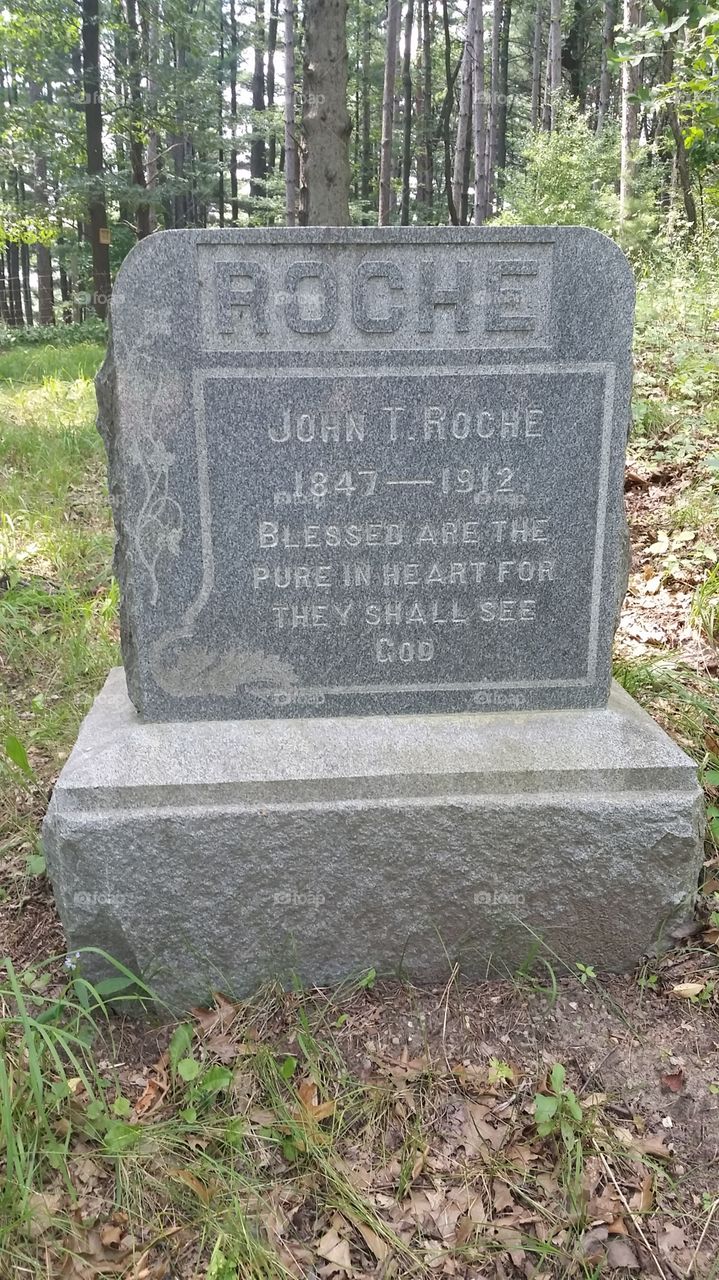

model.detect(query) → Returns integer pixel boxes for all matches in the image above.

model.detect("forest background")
[0,0,718,323]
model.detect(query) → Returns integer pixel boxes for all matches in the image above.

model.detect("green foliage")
[0,341,117,822]
[692,562,719,644]
[613,6,719,183]
[0,317,107,357]
[0,209,55,250]
[533,1064,584,1144]
[498,101,653,239]
[4,733,33,779]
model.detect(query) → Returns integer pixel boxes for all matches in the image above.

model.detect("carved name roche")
[98,227,635,721]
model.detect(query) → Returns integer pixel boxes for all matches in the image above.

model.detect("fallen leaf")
[27,1191,64,1239]
[625,464,650,490]
[641,1132,673,1158]
[462,1100,507,1153]
[298,1078,318,1109]
[133,1075,167,1117]
[670,982,704,999]
[353,1219,389,1263]
[588,1186,622,1224]
[658,1224,686,1255]
[191,1004,220,1034]
[204,1032,254,1062]
[167,1168,214,1204]
[649,531,670,554]
[614,1127,672,1160]
[606,1238,639,1268]
[629,1170,653,1214]
[492,1179,514,1214]
[607,1217,629,1236]
[316,1228,352,1271]
[295,1078,336,1123]
[98,1223,124,1248]
[192,991,240,1035]
[660,1069,685,1093]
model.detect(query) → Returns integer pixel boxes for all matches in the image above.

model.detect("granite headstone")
[98,227,634,720]
[43,227,704,1011]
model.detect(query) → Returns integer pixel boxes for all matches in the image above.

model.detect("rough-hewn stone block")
[43,669,703,1011]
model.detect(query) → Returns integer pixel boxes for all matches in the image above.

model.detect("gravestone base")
[43,667,704,1012]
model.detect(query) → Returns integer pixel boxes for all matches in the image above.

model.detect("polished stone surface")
[98,227,635,720]
[43,669,704,1011]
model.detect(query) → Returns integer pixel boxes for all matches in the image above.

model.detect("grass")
[1,256,719,1276]
[0,338,117,877]
[620,244,719,832]
[1,956,714,1279]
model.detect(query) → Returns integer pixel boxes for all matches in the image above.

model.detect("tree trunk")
[267,0,279,174]
[596,0,615,132]
[0,258,10,326]
[140,0,159,229]
[29,81,54,324]
[421,0,434,215]
[565,0,588,108]
[56,213,73,323]
[415,0,426,207]
[302,0,351,224]
[400,0,414,224]
[82,0,112,318]
[298,8,309,225]
[112,4,130,225]
[541,24,552,128]
[73,220,85,322]
[352,2,361,196]
[619,0,640,221]
[379,0,402,225]
[452,0,476,222]
[549,0,561,129]
[668,107,697,231]
[486,0,502,213]
[460,87,473,223]
[440,0,459,224]
[659,31,696,232]
[251,0,267,201]
[531,0,542,129]
[20,240,34,326]
[35,244,54,325]
[6,245,23,326]
[126,0,151,238]
[229,0,239,223]
[59,252,72,323]
[284,0,298,224]
[473,0,486,222]
[360,6,373,216]
[169,35,193,229]
[496,0,512,191]
[218,2,225,225]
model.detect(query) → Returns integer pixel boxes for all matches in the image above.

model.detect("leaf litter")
[10,974,719,1279]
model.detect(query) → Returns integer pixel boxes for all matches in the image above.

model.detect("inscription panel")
[103,227,635,720]
[166,365,611,713]
[197,240,554,352]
